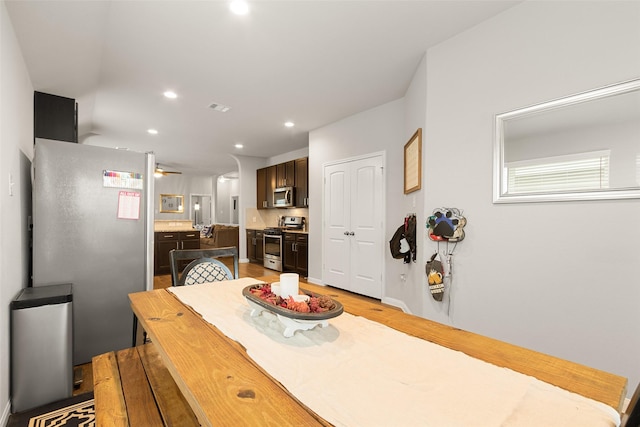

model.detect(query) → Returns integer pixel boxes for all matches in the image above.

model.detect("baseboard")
[306,276,323,286]
[1,399,10,427]
[239,258,250,263]
[382,297,411,314]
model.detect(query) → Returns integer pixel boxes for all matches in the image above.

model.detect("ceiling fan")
[154,164,182,177]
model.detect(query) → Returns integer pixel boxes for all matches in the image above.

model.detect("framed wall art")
[404,128,422,194]
[160,194,184,213]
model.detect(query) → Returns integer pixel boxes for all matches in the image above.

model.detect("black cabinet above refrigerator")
[34,91,77,143]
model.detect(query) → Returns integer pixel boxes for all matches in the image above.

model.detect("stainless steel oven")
[263,230,283,271]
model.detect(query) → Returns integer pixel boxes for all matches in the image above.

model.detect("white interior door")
[323,163,350,290]
[349,157,383,298]
[323,154,383,298]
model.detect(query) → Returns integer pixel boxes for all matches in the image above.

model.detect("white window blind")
[506,151,610,194]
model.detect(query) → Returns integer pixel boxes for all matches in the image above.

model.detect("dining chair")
[169,246,239,286]
[622,381,640,427]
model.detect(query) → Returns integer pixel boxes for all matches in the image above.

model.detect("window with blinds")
[505,151,610,195]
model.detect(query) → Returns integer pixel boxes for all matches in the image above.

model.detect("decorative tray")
[242,283,344,337]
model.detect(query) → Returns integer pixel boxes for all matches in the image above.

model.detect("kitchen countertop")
[247,227,307,234]
[155,220,198,233]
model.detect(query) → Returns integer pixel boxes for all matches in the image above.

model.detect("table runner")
[168,278,620,427]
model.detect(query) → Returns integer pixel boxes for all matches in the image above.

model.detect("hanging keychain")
[426,209,466,307]
[444,253,452,278]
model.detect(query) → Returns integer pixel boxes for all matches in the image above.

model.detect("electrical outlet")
[400,273,406,283]
[252,216,256,222]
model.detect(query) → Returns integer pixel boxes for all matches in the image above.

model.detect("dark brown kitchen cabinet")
[154,231,200,275]
[246,229,264,263]
[276,160,295,188]
[283,233,308,277]
[256,157,309,210]
[257,165,276,209]
[180,231,200,251]
[294,157,308,207]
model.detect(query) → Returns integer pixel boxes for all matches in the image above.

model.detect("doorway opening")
[190,194,212,227]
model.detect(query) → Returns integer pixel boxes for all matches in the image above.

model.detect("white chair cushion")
[185,262,230,285]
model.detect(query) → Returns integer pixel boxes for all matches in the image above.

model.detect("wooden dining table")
[129,276,627,427]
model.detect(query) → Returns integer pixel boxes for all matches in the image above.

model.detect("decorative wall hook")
[426,208,466,242]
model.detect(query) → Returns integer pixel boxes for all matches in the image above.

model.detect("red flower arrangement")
[249,283,336,313]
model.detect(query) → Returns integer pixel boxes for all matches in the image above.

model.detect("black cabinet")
[34,91,77,143]
[294,157,308,207]
[257,157,308,209]
[246,230,264,263]
[154,231,200,275]
[257,166,276,209]
[276,160,295,188]
[180,231,200,251]
[283,233,308,277]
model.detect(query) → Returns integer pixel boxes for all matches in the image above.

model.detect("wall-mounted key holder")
[427,208,466,242]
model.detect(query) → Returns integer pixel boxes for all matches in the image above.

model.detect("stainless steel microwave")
[273,187,295,207]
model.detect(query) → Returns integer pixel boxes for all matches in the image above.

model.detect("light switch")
[9,173,14,196]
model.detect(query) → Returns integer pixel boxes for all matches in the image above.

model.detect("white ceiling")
[6,0,519,176]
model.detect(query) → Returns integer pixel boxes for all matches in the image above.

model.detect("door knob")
[349,232,355,236]
[344,231,349,235]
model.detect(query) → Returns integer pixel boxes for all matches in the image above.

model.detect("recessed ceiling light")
[230,0,249,15]
[115,147,129,151]
[235,144,244,149]
[147,129,158,135]
[284,121,295,128]
[163,91,177,99]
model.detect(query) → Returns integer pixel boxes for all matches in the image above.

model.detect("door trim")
[322,150,386,169]
[321,151,386,298]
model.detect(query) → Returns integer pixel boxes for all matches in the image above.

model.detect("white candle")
[279,273,299,298]
[271,282,281,296]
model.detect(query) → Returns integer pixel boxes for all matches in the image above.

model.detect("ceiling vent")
[208,103,231,113]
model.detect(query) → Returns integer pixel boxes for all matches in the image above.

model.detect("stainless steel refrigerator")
[32,139,154,364]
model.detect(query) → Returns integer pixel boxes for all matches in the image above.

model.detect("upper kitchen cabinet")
[34,91,78,143]
[276,160,295,188]
[295,157,308,207]
[257,165,276,209]
[257,157,309,209]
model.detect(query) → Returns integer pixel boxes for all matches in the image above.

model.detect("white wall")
[153,173,213,221]
[309,0,640,399]
[422,0,639,395]
[396,54,427,313]
[216,177,239,224]
[0,1,35,421]
[308,99,405,286]
[232,155,265,261]
[268,147,309,166]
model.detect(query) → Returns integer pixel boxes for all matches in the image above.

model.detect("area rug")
[7,392,94,427]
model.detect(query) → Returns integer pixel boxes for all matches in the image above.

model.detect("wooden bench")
[92,344,199,426]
